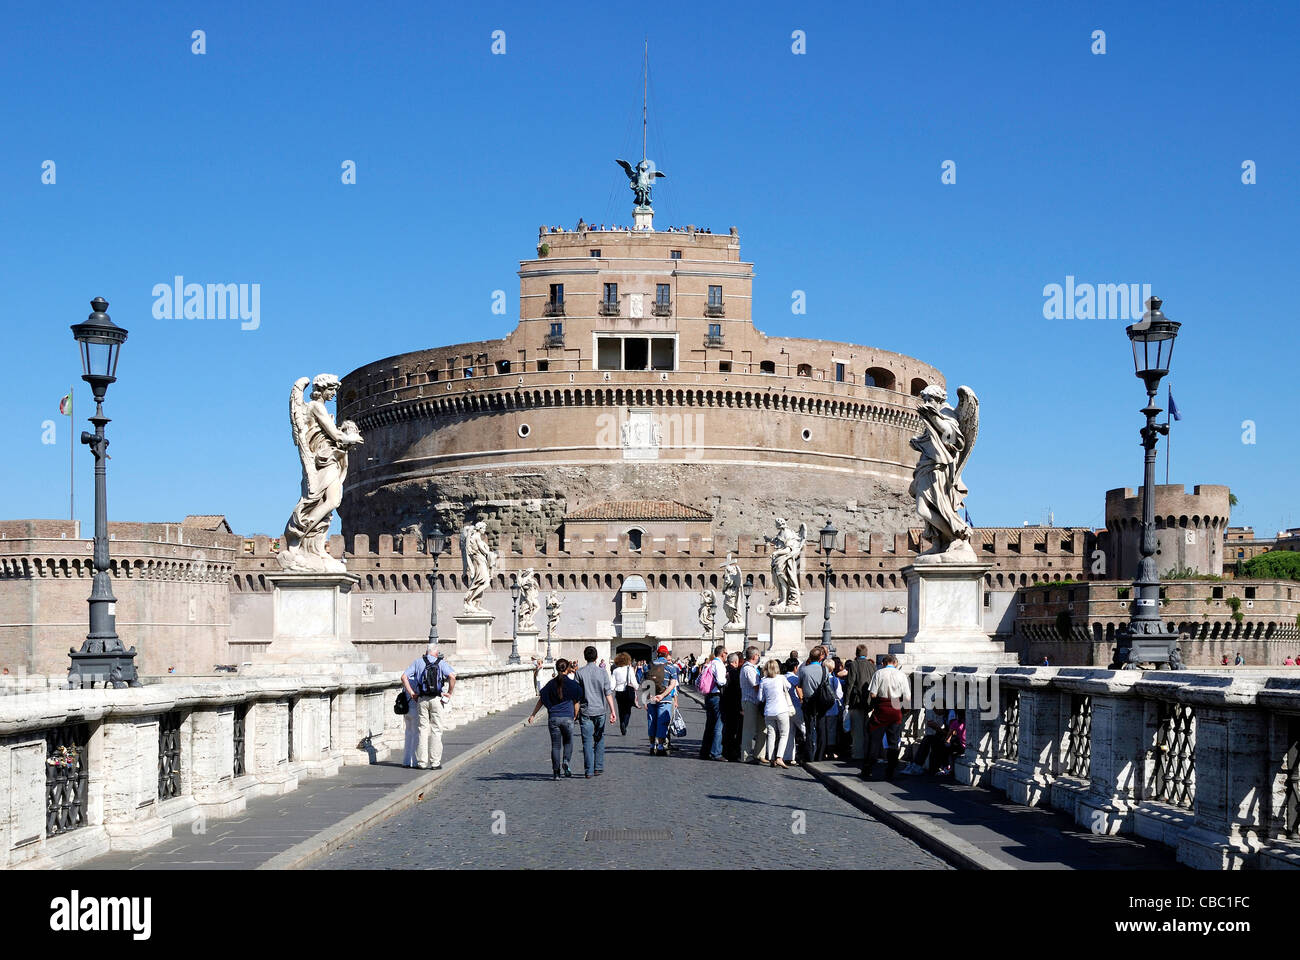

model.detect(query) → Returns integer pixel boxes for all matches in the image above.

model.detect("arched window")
[865,367,896,390]
[796,363,813,378]
[759,360,776,374]
[627,528,644,551]
[910,377,928,396]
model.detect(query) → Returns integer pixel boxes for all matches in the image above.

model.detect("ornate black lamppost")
[508,575,522,664]
[426,527,445,644]
[743,575,754,649]
[68,297,139,688]
[1111,296,1184,670]
[818,518,838,658]
[544,595,555,663]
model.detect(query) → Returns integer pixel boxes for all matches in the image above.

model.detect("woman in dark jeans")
[526,658,584,778]
[611,652,638,735]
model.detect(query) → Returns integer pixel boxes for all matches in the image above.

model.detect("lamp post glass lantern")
[743,575,754,647]
[508,576,521,664]
[68,297,139,688]
[1112,296,1184,670]
[819,519,838,658]
[427,528,445,645]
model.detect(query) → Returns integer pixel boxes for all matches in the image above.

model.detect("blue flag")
[1167,388,1182,421]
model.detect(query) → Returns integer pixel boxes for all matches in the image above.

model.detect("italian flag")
[59,393,72,415]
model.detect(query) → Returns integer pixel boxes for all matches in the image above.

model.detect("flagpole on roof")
[69,385,75,524]
[1165,383,1172,485]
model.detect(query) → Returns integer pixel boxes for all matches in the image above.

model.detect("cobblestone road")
[319,695,949,870]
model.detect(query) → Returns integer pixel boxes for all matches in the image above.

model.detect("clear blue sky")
[2,2,1296,538]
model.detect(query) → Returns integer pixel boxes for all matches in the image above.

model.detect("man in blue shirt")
[527,657,584,779]
[401,642,457,770]
[644,645,679,756]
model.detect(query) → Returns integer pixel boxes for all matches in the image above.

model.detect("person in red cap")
[643,645,679,755]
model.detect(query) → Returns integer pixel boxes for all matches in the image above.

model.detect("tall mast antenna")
[642,38,648,163]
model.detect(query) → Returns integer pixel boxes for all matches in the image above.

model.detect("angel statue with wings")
[278,375,363,574]
[910,383,980,562]
[719,553,743,627]
[460,521,498,613]
[698,589,716,639]
[517,567,540,631]
[616,158,667,209]
[766,519,808,612]
[545,591,563,639]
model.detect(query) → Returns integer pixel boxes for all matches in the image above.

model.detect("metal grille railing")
[997,690,1020,761]
[1065,694,1092,779]
[46,723,90,837]
[1284,716,1300,839]
[1153,701,1196,809]
[233,705,247,778]
[158,711,183,799]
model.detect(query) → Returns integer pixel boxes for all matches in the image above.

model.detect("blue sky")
[2,1,1297,538]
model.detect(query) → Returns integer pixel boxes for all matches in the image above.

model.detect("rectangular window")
[603,282,618,304]
[656,283,670,305]
[708,322,722,339]
[463,367,473,378]
[549,283,564,303]
[708,285,723,307]
[536,359,549,372]
[624,337,649,371]
[718,361,732,372]
[835,362,845,382]
[597,337,621,370]
[670,250,682,259]
[650,338,675,370]
[550,321,563,337]
[589,249,600,258]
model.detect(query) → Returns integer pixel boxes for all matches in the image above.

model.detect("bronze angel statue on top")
[910,384,980,562]
[616,158,666,208]
[278,375,364,573]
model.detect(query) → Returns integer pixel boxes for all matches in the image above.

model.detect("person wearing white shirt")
[610,652,638,735]
[757,660,793,769]
[697,645,729,761]
[739,646,767,763]
[861,654,912,781]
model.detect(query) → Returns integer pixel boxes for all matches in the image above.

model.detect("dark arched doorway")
[616,641,652,663]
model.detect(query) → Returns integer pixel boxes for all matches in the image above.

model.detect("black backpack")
[421,655,445,696]
[809,665,836,712]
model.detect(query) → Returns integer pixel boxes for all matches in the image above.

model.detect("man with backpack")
[401,642,457,770]
[843,645,876,760]
[697,644,728,761]
[796,645,834,764]
[644,644,679,756]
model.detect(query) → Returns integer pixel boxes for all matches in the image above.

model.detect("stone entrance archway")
[616,641,652,663]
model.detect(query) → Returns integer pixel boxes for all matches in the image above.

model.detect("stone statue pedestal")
[723,624,747,655]
[454,611,497,665]
[246,572,379,677]
[889,561,1017,667]
[768,610,808,657]
[515,628,540,659]
[633,206,653,231]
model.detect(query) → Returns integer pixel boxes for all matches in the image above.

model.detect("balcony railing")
[705,303,725,318]
[599,301,620,317]
[543,300,565,317]
[543,333,565,349]
[704,334,725,347]
[652,300,672,316]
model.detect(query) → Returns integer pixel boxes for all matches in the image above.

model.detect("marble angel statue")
[517,567,540,631]
[766,519,807,611]
[545,591,563,638]
[698,588,717,638]
[719,553,743,627]
[910,383,980,561]
[460,521,498,613]
[278,375,363,574]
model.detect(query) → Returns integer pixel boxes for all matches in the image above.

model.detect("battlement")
[1104,484,1232,527]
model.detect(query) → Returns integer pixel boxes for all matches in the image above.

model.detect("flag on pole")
[59,392,72,415]
[1167,388,1182,421]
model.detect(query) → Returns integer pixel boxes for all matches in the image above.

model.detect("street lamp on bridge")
[68,297,139,688]
[426,527,445,645]
[818,518,838,659]
[1111,296,1184,670]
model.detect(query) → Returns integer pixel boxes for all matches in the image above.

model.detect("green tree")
[1241,550,1300,581]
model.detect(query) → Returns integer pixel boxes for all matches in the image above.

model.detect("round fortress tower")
[1104,484,1231,580]
[338,224,946,546]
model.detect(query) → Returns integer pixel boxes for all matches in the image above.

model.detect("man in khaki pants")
[402,642,457,770]
[739,646,767,762]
